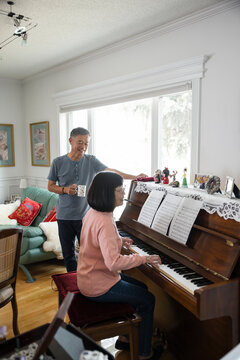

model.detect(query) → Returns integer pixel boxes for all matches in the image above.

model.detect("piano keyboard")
[120,231,212,295]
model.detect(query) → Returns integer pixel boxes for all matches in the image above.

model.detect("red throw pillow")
[8,197,42,226]
[50,214,56,222]
[43,206,56,222]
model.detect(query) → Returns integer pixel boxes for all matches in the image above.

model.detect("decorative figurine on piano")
[172,180,180,187]
[171,170,178,182]
[182,168,188,187]
[154,169,162,183]
[162,167,170,184]
[169,170,179,187]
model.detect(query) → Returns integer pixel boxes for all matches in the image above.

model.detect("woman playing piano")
[77,171,162,360]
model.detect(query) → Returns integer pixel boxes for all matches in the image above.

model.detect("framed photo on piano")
[194,174,210,190]
[224,176,234,198]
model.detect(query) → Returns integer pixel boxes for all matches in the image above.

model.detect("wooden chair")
[52,272,141,360]
[0,228,23,335]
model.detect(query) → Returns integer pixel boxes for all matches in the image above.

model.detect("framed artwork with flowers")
[0,124,15,167]
[30,121,50,166]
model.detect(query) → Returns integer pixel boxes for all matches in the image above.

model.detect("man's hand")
[135,173,148,179]
[65,184,78,195]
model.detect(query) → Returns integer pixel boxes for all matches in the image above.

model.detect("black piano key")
[199,280,212,285]
[161,259,170,265]
[168,263,185,269]
[184,273,202,280]
[190,278,204,284]
[191,279,211,285]
[175,268,194,275]
[161,258,175,265]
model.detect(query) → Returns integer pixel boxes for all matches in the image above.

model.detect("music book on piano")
[138,190,203,245]
[151,193,183,235]
[137,189,165,227]
[168,197,203,245]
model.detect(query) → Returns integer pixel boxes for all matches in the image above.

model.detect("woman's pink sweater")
[77,208,147,297]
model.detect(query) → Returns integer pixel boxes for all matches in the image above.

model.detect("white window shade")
[53,55,207,113]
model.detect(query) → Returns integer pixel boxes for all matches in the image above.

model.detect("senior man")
[48,127,147,272]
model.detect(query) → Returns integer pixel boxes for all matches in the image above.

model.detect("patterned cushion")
[8,197,42,227]
[51,272,135,327]
[43,206,56,222]
[51,214,56,221]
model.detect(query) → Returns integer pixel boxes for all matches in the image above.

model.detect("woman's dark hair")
[87,172,123,212]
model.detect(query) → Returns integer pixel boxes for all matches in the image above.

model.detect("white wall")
[6,5,240,191]
[0,79,25,201]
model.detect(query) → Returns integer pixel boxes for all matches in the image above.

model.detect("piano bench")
[51,272,141,360]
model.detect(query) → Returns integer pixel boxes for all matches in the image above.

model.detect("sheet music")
[151,194,183,235]
[169,197,203,245]
[137,190,165,227]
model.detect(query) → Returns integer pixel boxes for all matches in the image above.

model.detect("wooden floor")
[0,259,125,358]
[0,258,66,339]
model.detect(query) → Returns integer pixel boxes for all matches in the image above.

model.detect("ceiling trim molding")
[0,77,22,84]
[23,0,238,84]
[53,55,208,111]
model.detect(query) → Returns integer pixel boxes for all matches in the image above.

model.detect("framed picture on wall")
[30,121,50,166]
[0,124,15,167]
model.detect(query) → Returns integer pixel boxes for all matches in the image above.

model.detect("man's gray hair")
[70,127,90,138]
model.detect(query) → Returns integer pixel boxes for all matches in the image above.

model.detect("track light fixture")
[0,1,37,50]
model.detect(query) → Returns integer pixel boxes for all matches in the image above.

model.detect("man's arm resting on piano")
[105,167,148,180]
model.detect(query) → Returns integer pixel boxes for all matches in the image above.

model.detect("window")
[56,56,206,184]
[60,89,192,180]
[158,90,192,177]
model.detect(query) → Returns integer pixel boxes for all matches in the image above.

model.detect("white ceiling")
[0,0,226,80]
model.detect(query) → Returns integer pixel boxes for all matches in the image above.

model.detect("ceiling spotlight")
[22,32,27,41]
[13,18,20,27]
[0,1,37,50]
[14,26,26,36]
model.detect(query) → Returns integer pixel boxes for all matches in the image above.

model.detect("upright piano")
[118,181,240,360]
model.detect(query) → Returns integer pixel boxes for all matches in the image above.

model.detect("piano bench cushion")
[52,271,135,328]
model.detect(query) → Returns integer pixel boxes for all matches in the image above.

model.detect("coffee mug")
[77,185,86,197]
